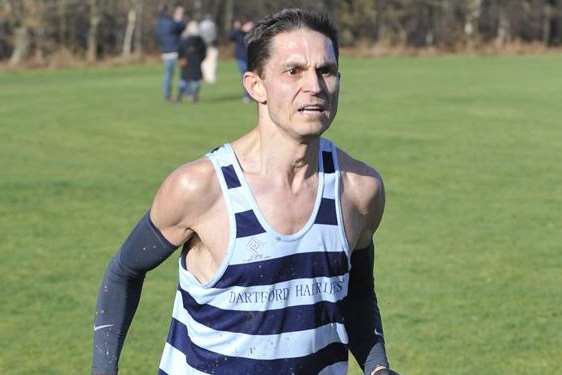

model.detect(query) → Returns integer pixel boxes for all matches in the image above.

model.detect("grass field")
[1,54,561,375]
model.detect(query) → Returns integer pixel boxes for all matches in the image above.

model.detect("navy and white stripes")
[159,138,351,374]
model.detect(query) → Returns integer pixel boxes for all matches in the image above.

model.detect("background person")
[176,21,207,103]
[155,4,185,101]
[229,18,254,102]
[199,14,219,84]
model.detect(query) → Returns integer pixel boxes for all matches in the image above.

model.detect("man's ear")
[242,71,267,104]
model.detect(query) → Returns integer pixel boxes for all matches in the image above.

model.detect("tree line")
[1,0,561,66]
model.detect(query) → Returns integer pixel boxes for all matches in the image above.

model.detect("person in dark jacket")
[229,19,254,102]
[177,21,207,103]
[155,5,185,101]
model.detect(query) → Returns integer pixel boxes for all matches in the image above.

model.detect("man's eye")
[319,67,336,76]
[288,68,298,75]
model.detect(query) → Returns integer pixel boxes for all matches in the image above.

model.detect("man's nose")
[302,70,322,93]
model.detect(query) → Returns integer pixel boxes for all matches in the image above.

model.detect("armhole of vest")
[331,143,352,259]
[190,153,236,289]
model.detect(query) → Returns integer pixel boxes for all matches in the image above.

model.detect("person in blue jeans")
[155,5,186,101]
[229,19,254,102]
[177,21,207,103]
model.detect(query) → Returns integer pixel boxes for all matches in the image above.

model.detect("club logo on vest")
[244,237,269,262]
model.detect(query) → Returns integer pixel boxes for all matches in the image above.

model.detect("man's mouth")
[298,104,326,113]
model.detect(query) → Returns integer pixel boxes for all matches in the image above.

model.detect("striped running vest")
[159,138,352,375]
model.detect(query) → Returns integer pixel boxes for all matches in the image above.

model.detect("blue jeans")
[178,80,201,101]
[236,59,247,75]
[162,57,177,99]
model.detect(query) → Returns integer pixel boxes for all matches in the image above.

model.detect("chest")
[248,177,318,236]
[194,175,362,258]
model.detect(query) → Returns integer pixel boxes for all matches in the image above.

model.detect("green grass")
[1,54,561,374]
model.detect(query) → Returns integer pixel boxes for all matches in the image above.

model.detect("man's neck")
[233,127,320,190]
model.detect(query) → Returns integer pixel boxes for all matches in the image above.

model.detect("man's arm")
[340,154,398,375]
[343,241,389,375]
[91,212,178,375]
[91,160,215,374]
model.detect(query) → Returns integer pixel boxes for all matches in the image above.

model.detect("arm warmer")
[91,211,178,375]
[343,240,389,375]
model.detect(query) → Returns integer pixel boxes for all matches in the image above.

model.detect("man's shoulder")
[153,157,220,215]
[336,148,384,215]
[336,148,383,188]
[150,156,221,232]
[161,157,219,201]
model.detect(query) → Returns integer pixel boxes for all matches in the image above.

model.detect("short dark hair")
[246,8,339,77]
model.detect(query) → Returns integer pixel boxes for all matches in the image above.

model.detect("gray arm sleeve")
[92,211,178,375]
[342,240,389,375]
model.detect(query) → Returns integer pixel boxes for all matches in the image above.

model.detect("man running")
[92,8,397,375]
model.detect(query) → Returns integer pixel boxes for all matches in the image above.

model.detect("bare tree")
[87,0,100,62]
[224,0,234,32]
[2,0,562,65]
[7,0,32,65]
[57,0,68,49]
[338,0,380,45]
[134,0,144,56]
[496,0,511,46]
[122,0,136,57]
[550,0,562,44]
[465,0,482,47]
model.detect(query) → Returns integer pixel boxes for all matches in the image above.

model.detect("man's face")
[259,28,340,140]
